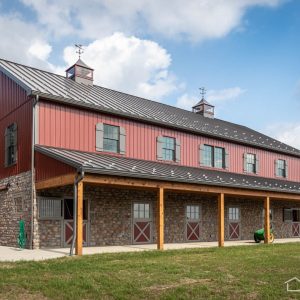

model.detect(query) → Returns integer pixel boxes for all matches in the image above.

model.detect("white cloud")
[28,41,52,61]
[265,123,300,150]
[60,33,177,100]
[20,0,285,42]
[206,87,246,104]
[176,87,245,110]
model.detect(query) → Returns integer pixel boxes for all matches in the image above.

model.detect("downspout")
[30,95,39,249]
[70,170,85,256]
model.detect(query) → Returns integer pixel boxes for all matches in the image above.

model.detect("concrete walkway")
[0,238,299,262]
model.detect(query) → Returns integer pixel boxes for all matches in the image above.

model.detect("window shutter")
[283,208,292,222]
[119,126,126,155]
[157,136,163,160]
[225,150,229,170]
[275,160,278,177]
[4,128,9,167]
[199,145,205,166]
[175,139,181,163]
[243,153,247,172]
[285,160,288,178]
[13,123,17,163]
[95,123,104,151]
[255,155,259,174]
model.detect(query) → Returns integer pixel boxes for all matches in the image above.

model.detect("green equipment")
[18,219,26,249]
[254,228,274,243]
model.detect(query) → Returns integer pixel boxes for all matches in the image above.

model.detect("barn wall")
[0,72,32,180]
[38,101,300,181]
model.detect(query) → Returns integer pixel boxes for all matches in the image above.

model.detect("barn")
[0,57,299,255]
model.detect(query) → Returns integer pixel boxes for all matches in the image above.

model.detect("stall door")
[228,207,240,240]
[63,198,89,247]
[133,203,152,244]
[292,209,300,237]
[186,205,201,241]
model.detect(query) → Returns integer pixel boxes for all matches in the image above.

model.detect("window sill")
[4,162,17,168]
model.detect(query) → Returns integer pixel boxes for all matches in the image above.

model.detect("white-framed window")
[103,124,120,153]
[133,203,150,219]
[275,159,287,178]
[200,145,227,169]
[228,207,240,221]
[186,205,200,220]
[39,197,62,220]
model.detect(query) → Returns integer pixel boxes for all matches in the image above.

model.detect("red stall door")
[133,203,152,244]
[186,205,201,241]
[228,207,240,240]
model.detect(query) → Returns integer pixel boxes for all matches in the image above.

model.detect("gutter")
[30,95,39,249]
[70,170,85,256]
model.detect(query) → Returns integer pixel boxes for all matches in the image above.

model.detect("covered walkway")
[1,238,299,262]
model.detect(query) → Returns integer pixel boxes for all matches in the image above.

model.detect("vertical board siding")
[0,72,28,120]
[38,101,300,182]
[35,152,75,182]
[0,102,32,179]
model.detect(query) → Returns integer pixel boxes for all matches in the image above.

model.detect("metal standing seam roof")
[35,145,300,194]
[0,58,299,157]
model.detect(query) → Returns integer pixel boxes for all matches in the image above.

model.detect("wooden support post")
[218,193,225,247]
[75,180,83,255]
[157,187,164,250]
[264,196,270,244]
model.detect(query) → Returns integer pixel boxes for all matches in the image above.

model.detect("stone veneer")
[35,185,300,248]
[0,171,32,248]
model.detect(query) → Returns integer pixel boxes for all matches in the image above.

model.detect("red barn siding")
[35,152,75,182]
[38,101,300,182]
[0,71,29,120]
[0,101,32,179]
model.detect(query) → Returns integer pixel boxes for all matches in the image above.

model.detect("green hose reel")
[18,219,26,249]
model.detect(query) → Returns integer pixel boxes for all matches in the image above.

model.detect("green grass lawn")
[0,243,300,300]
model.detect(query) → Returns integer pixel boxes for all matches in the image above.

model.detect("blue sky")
[0,0,299,148]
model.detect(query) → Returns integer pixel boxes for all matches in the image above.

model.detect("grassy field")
[0,243,300,300]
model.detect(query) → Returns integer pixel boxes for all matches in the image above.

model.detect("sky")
[0,0,299,149]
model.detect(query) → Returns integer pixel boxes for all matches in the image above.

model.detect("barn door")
[133,203,152,244]
[228,207,240,240]
[292,209,300,237]
[186,205,201,241]
[63,198,89,247]
[292,223,300,237]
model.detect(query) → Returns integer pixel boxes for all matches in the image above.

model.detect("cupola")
[65,45,93,85]
[66,58,94,85]
[192,87,214,118]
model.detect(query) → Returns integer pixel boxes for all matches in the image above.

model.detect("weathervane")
[75,44,84,59]
[199,87,206,100]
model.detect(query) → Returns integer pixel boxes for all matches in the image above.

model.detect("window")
[276,159,287,178]
[246,153,256,173]
[162,137,175,161]
[4,123,17,167]
[103,124,119,153]
[133,203,150,219]
[228,207,239,221]
[186,205,200,220]
[96,123,126,154]
[284,208,300,222]
[14,197,23,213]
[202,145,225,168]
[39,197,62,219]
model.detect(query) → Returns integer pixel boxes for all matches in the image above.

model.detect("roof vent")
[192,87,214,118]
[65,44,94,86]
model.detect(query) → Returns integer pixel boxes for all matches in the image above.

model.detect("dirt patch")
[145,278,212,292]
[0,286,49,300]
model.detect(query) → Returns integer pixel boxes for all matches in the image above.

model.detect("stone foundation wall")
[0,171,32,248]
[35,185,300,248]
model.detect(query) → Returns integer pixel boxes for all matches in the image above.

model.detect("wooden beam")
[75,180,83,256]
[35,173,76,190]
[157,187,164,250]
[264,196,270,244]
[83,174,300,201]
[218,193,225,247]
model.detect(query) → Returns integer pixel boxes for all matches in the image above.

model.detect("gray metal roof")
[35,145,300,194]
[1,58,299,157]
